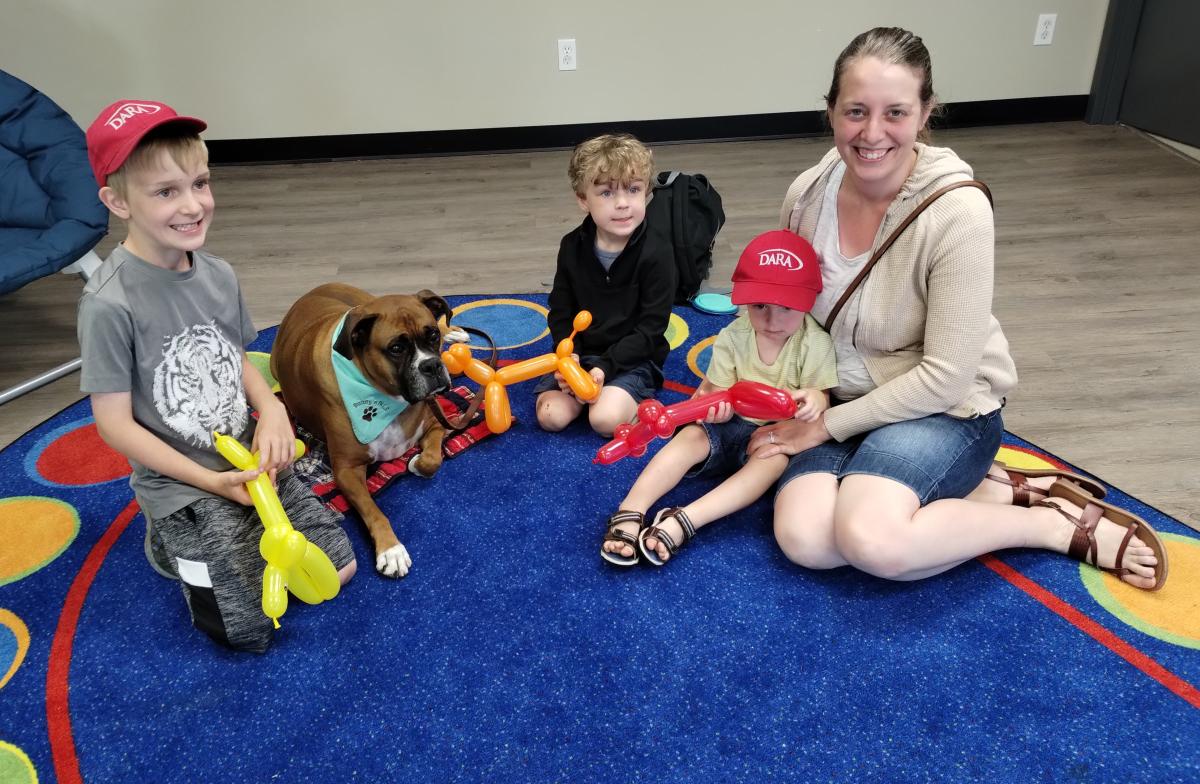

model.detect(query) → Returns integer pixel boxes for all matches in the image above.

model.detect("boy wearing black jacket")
[536,133,677,436]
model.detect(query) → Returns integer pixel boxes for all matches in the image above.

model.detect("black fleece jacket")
[546,215,677,381]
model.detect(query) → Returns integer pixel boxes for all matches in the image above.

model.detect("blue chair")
[0,69,107,295]
[0,70,109,403]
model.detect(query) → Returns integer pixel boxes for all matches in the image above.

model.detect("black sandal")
[638,507,697,567]
[601,510,645,567]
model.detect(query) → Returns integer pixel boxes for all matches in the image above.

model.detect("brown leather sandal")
[638,507,697,567]
[601,510,645,567]
[986,460,1106,507]
[1039,479,1168,591]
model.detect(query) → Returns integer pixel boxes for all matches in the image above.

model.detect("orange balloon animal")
[442,311,598,433]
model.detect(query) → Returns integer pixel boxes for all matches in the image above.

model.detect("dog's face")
[348,290,453,404]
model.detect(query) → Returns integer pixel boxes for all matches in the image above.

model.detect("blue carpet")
[1,294,1197,783]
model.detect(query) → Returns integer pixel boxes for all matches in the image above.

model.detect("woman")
[750,27,1167,589]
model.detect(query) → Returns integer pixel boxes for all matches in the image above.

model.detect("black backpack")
[645,171,726,304]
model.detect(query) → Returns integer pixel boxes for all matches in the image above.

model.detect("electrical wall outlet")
[558,38,577,71]
[1034,13,1057,45]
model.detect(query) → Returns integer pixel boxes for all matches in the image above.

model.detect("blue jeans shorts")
[533,356,663,403]
[777,408,1004,505]
[684,415,761,479]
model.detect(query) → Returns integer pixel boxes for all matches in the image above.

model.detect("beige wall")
[4,0,1108,140]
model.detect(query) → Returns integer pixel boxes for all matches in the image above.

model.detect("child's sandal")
[638,507,697,567]
[601,510,645,567]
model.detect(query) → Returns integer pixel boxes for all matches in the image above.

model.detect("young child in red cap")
[601,230,838,566]
[78,100,356,652]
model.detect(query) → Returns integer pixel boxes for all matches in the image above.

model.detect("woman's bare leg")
[834,474,1159,586]
[772,472,846,570]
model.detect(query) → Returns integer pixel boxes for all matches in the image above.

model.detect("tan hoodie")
[778,144,1017,441]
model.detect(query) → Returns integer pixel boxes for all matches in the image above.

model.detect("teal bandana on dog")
[331,313,410,444]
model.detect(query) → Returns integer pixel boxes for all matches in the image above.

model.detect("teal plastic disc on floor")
[691,292,737,315]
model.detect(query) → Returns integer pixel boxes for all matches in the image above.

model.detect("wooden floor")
[2,122,1197,526]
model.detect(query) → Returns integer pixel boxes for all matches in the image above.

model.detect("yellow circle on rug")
[0,497,79,586]
[1082,533,1200,649]
[0,740,37,784]
[994,445,1058,471]
[0,609,30,691]
[665,313,689,351]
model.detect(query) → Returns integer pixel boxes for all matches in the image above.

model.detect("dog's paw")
[375,543,413,578]
[409,453,442,478]
[443,327,470,344]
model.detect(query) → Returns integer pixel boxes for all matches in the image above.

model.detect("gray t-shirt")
[594,244,620,272]
[78,245,258,520]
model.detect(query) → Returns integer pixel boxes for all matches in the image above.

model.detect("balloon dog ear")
[415,289,453,324]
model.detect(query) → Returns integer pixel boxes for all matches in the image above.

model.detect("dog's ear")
[349,314,379,352]
[416,289,453,324]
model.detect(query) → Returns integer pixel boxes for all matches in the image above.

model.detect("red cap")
[731,230,822,311]
[86,100,207,187]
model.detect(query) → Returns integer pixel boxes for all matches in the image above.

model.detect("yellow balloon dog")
[442,310,598,433]
[213,432,340,628]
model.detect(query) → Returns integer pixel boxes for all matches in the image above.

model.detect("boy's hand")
[703,400,734,424]
[587,366,606,391]
[792,388,829,423]
[206,468,260,506]
[252,400,296,481]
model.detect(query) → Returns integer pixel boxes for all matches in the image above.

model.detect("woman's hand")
[748,415,832,459]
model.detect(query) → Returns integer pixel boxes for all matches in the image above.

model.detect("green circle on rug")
[247,351,279,392]
[0,740,37,784]
[1081,532,1200,648]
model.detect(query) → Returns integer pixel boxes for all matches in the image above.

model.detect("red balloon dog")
[594,380,797,465]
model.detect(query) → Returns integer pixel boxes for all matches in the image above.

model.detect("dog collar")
[330,313,410,444]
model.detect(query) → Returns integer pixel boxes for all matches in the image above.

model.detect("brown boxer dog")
[271,283,461,578]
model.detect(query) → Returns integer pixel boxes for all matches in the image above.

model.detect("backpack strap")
[821,179,993,334]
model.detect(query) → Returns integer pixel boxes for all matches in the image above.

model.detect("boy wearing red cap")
[78,100,356,652]
[602,230,837,566]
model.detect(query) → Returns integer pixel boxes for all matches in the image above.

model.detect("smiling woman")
[761,27,1170,593]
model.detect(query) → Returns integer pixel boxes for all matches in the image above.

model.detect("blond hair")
[567,133,653,196]
[106,125,208,197]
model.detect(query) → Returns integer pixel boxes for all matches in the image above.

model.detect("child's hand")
[587,366,606,392]
[206,468,260,506]
[252,400,296,481]
[792,388,829,423]
[703,400,734,424]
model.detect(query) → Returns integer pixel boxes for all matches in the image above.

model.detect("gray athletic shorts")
[150,472,355,653]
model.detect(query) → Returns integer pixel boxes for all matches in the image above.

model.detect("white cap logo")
[105,102,161,131]
[757,249,804,271]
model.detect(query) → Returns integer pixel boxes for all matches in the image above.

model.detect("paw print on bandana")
[361,405,378,422]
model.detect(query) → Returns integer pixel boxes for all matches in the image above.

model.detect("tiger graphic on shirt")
[153,321,247,448]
